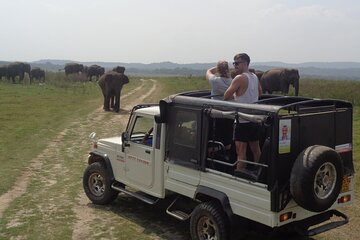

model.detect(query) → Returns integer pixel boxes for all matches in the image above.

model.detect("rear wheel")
[83,162,118,205]
[190,201,229,240]
[290,145,343,212]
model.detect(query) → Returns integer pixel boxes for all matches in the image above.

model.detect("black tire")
[83,162,118,205]
[290,145,343,212]
[190,201,229,240]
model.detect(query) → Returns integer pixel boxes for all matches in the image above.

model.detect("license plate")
[341,176,351,193]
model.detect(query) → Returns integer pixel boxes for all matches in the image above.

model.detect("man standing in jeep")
[224,53,262,174]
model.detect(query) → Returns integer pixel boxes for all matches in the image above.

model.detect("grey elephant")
[64,63,84,75]
[254,70,264,81]
[98,70,129,112]
[0,65,7,80]
[230,68,264,82]
[85,64,105,81]
[30,67,45,83]
[261,68,300,96]
[112,66,125,73]
[6,62,31,83]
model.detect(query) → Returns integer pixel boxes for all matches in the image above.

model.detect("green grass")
[0,81,98,194]
[299,79,360,105]
[0,73,143,195]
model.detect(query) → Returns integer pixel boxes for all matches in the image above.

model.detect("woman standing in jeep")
[205,60,232,100]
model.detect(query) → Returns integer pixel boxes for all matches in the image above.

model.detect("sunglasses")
[233,61,245,66]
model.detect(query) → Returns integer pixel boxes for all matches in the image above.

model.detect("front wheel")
[190,202,229,240]
[83,162,118,205]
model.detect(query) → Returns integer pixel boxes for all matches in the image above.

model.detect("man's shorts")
[233,122,260,142]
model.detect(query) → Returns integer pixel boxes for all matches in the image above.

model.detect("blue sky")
[1,0,359,63]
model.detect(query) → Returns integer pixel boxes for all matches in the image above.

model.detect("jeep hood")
[97,136,122,149]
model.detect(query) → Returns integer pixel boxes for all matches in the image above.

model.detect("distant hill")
[253,61,360,69]
[1,59,360,80]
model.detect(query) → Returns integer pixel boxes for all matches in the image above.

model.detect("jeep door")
[165,107,201,188]
[124,115,155,188]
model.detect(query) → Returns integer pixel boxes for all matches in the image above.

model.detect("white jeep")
[83,91,355,240]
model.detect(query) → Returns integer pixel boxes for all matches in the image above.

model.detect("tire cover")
[290,145,343,212]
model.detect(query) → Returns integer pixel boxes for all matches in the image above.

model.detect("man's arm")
[206,67,217,81]
[224,75,241,100]
[224,75,248,100]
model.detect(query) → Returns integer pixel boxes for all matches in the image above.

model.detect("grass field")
[0,75,359,239]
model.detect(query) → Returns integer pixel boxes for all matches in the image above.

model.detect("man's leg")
[235,141,247,170]
[249,141,261,163]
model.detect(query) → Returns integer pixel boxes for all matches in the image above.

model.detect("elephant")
[230,68,240,78]
[254,70,264,81]
[6,62,31,83]
[98,70,129,112]
[230,68,264,83]
[64,63,84,75]
[30,67,45,83]
[112,66,125,74]
[85,64,105,81]
[261,68,300,96]
[0,65,7,80]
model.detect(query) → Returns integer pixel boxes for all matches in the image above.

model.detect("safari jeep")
[83,90,355,240]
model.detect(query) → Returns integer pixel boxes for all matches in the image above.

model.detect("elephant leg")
[114,93,120,113]
[104,94,111,111]
[110,96,115,109]
[20,73,24,83]
[102,95,107,110]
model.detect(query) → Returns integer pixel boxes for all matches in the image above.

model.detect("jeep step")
[166,195,198,221]
[111,182,159,205]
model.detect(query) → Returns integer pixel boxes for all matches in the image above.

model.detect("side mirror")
[121,132,130,152]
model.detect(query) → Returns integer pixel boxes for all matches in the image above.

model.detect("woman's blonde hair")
[216,60,230,78]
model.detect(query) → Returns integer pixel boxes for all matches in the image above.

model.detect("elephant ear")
[283,69,293,83]
[279,69,287,79]
[123,75,129,84]
[292,69,300,78]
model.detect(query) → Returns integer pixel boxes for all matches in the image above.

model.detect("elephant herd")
[1,61,299,111]
[0,62,45,84]
[64,63,105,81]
[0,61,129,112]
[64,63,130,112]
[0,62,109,84]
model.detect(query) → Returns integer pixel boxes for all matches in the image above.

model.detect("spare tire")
[290,145,343,212]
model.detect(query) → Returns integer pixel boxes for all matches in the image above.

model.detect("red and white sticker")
[335,143,352,153]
